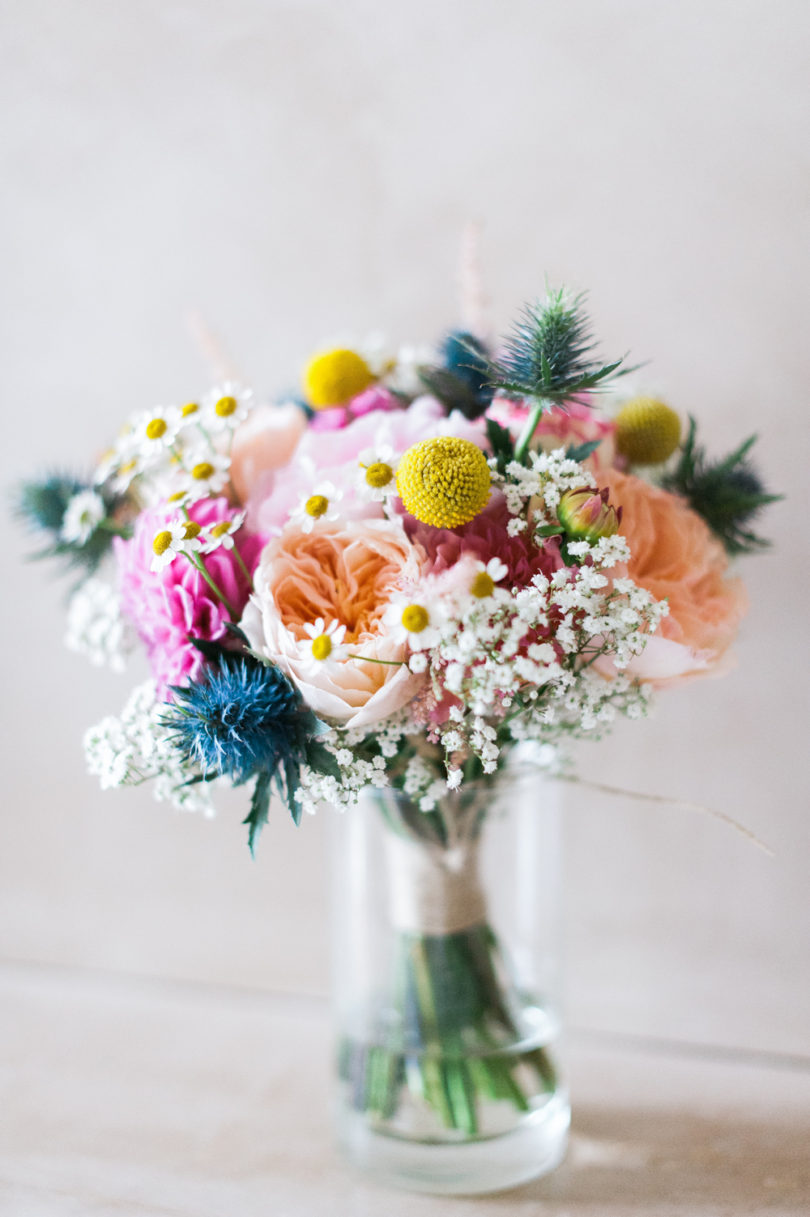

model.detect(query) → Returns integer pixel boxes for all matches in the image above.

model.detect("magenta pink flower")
[114,498,264,696]
[308,385,399,432]
[403,492,563,589]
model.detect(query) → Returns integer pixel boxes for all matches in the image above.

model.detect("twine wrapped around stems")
[384,831,487,936]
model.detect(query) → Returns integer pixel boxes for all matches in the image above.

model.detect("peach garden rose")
[599,470,749,686]
[241,518,427,729]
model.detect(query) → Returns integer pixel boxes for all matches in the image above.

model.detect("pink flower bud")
[557,486,622,542]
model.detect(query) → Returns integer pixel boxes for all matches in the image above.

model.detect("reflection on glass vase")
[330,750,569,1195]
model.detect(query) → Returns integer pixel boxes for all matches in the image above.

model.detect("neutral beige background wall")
[2,0,808,1058]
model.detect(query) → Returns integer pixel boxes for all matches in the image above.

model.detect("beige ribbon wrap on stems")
[383,831,487,937]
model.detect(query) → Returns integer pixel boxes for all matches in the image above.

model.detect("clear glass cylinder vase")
[330,752,569,1195]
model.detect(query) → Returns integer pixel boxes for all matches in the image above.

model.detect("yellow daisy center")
[210,520,233,538]
[615,397,681,465]
[396,436,491,528]
[305,494,329,518]
[191,461,215,480]
[152,530,173,556]
[167,490,187,502]
[181,402,199,417]
[303,348,374,409]
[215,395,238,417]
[182,521,201,540]
[401,604,429,633]
[365,461,393,489]
[311,634,333,661]
[146,418,168,439]
[471,571,495,598]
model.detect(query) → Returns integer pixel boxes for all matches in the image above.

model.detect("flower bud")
[557,487,622,542]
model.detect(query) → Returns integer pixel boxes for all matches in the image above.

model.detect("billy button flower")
[557,486,622,543]
[396,436,491,528]
[615,396,681,465]
[302,347,375,408]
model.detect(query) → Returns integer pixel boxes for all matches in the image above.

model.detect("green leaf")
[305,738,342,781]
[565,439,602,463]
[244,770,272,856]
[485,417,515,475]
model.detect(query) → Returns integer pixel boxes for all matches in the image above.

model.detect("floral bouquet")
[18,288,777,1186]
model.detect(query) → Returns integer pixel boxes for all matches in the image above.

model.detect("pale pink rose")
[248,395,488,536]
[241,519,427,728]
[230,402,307,506]
[594,470,748,687]
[488,397,616,473]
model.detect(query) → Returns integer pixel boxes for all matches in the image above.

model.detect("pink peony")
[230,402,308,508]
[115,499,264,696]
[308,385,399,432]
[404,491,564,589]
[248,395,487,536]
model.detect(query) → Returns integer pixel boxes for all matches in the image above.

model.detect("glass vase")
[330,750,569,1195]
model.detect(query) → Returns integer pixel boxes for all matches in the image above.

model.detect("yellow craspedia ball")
[396,436,491,528]
[615,396,682,465]
[302,348,374,408]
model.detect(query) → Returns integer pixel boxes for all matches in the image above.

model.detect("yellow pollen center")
[365,462,393,488]
[152,530,173,556]
[210,521,232,538]
[215,395,237,417]
[311,634,333,661]
[182,521,201,540]
[181,402,199,417]
[305,494,329,518]
[146,418,167,439]
[471,571,495,598]
[167,490,187,502]
[191,461,215,480]
[119,459,137,475]
[401,604,429,633]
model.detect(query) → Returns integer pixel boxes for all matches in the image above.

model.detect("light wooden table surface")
[1,960,808,1217]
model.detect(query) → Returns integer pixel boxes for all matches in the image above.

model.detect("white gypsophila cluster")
[65,576,135,672]
[414,533,667,776]
[92,382,255,504]
[84,680,217,815]
[293,713,426,815]
[493,446,596,527]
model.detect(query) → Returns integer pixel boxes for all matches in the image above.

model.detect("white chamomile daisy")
[356,443,398,501]
[178,449,231,496]
[201,511,246,554]
[301,618,348,668]
[131,407,182,457]
[383,590,445,652]
[150,517,203,573]
[468,557,510,602]
[61,490,106,545]
[289,481,343,533]
[201,382,254,433]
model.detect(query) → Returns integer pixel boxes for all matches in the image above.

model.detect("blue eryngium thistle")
[165,657,307,786]
[491,287,626,405]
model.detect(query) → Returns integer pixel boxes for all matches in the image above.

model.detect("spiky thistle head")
[490,287,627,405]
[418,330,494,419]
[662,417,781,555]
[164,656,311,786]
